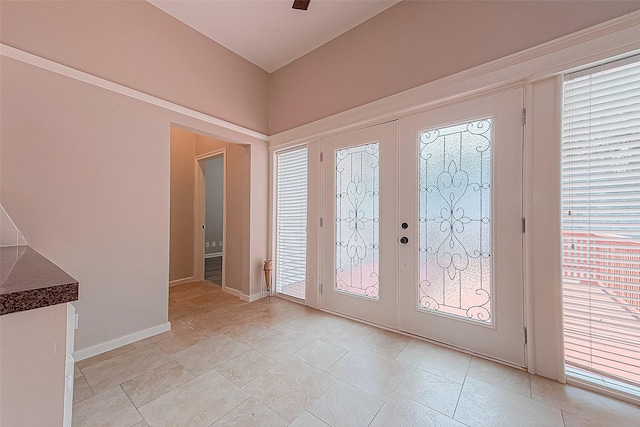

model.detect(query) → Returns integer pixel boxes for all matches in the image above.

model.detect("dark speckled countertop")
[0,246,78,316]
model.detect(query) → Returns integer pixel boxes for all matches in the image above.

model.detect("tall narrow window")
[276,147,308,300]
[562,56,640,394]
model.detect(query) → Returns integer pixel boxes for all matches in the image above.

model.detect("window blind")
[276,147,308,299]
[562,57,640,387]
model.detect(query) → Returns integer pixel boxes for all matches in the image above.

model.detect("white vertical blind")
[276,147,308,299]
[562,56,640,387]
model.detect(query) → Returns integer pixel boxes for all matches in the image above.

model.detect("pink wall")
[0,0,270,134]
[0,53,268,353]
[269,0,640,134]
[0,56,171,351]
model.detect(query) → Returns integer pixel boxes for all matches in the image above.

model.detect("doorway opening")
[170,127,254,303]
[201,154,224,288]
[195,149,226,291]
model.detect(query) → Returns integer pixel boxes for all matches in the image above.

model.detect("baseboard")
[204,252,222,259]
[227,287,267,303]
[169,276,194,287]
[247,292,268,302]
[72,322,171,361]
[235,290,265,302]
[224,287,242,298]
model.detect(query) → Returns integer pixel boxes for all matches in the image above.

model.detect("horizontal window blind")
[562,57,640,388]
[276,147,308,299]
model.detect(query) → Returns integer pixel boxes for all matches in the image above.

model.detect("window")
[275,147,308,299]
[562,56,640,394]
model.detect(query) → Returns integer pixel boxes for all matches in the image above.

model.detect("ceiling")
[148,0,401,73]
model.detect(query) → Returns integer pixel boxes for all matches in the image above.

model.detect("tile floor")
[72,281,640,427]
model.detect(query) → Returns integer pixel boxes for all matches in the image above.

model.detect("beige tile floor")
[72,281,640,427]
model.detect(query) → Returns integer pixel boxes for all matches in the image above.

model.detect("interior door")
[398,88,525,365]
[322,122,398,328]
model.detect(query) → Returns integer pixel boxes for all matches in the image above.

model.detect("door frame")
[194,148,227,290]
[317,90,525,365]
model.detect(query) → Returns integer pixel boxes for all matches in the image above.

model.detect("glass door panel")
[418,118,493,323]
[275,147,308,300]
[562,57,640,390]
[335,142,380,299]
[322,122,398,328]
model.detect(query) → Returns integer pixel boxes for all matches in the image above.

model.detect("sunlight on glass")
[418,118,493,324]
[335,142,380,299]
[562,58,640,387]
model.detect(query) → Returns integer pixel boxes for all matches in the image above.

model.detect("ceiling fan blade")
[292,0,310,11]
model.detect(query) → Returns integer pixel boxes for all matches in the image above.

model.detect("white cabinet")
[0,303,75,427]
[64,304,76,427]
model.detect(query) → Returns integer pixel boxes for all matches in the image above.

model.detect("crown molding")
[0,44,269,142]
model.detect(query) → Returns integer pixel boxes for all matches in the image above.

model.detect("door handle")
[400,237,408,244]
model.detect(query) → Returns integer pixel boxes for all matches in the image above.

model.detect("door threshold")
[566,366,640,406]
[274,292,305,305]
[319,307,527,372]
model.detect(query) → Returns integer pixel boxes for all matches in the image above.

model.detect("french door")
[322,88,525,365]
[398,88,525,365]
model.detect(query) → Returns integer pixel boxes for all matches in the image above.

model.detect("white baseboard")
[247,292,267,302]
[204,252,222,259]
[169,276,194,287]
[225,287,264,303]
[72,322,171,361]
[230,288,263,302]
[224,287,242,298]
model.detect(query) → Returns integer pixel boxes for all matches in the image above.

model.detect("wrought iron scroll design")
[418,119,493,324]
[335,142,380,299]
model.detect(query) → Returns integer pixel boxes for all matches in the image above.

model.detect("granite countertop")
[0,246,78,316]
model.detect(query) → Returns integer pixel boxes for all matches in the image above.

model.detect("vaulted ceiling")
[148,0,400,72]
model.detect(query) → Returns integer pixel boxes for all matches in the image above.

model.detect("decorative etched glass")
[335,142,380,299]
[418,118,493,324]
